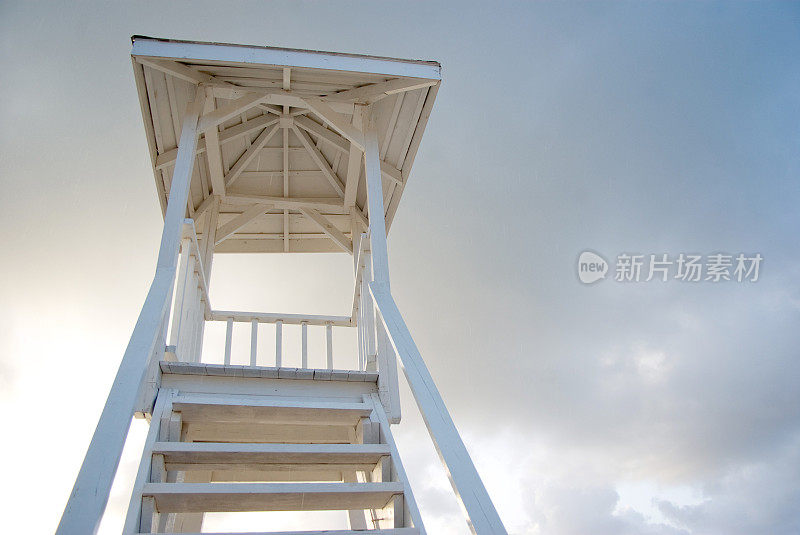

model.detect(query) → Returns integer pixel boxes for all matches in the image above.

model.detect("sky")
[1,1,799,534]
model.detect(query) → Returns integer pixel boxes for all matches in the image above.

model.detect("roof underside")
[131,36,440,253]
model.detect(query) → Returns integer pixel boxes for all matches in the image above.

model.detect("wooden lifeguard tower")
[57,37,507,535]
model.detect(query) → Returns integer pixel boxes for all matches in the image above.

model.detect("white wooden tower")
[57,37,507,535]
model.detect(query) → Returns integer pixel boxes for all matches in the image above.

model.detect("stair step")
[139,530,417,535]
[153,442,390,471]
[161,361,379,383]
[142,482,404,512]
[171,395,372,426]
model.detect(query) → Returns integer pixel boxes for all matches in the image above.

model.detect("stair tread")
[139,530,417,535]
[153,442,390,465]
[142,482,404,512]
[161,361,378,383]
[171,394,372,426]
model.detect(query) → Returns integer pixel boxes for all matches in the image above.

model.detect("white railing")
[207,311,356,370]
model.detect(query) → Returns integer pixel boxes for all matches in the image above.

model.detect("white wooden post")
[56,91,205,535]
[326,322,333,369]
[224,317,233,365]
[301,322,308,368]
[275,320,283,367]
[363,124,390,286]
[250,318,258,366]
[363,122,400,420]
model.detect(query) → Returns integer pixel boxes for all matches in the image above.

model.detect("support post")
[363,118,400,420]
[57,90,205,535]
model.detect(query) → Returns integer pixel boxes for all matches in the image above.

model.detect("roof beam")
[203,88,226,195]
[215,204,272,245]
[299,208,353,253]
[344,106,365,208]
[291,125,345,197]
[225,194,345,213]
[302,97,365,152]
[325,78,438,104]
[155,115,278,170]
[380,160,402,186]
[198,93,268,132]
[138,58,214,85]
[132,37,442,80]
[225,123,281,188]
[294,116,349,154]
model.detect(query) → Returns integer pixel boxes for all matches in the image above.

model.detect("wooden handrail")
[369,281,508,534]
[211,310,352,327]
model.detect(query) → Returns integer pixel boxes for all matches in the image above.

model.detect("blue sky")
[1,2,798,533]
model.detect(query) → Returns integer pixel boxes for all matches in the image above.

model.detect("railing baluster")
[301,322,308,368]
[326,322,333,369]
[275,320,283,367]
[224,317,233,365]
[250,318,258,366]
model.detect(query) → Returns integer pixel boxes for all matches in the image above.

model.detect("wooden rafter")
[291,125,345,197]
[344,106,365,208]
[302,97,365,152]
[325,78,437,104]
[155,115,278,170]
[294,116,349,153]
[198,93,268,133]
[225,194,344,213]
[225,123,281,188]
[215,203,272,245]
[299,207,353,253]
[203,88,226,195]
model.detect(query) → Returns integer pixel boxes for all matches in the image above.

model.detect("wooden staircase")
[123,363,423,534]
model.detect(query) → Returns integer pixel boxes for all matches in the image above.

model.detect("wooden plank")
[198,93,268,132]
[138,530,418,535]
[344,105,365,208]
[223,318,233,365]
[225,123,281,187]
[224,194,345,213]
[294,115,349,153]
[369,283,508,534]
[137,58,214,85]
[132,37,442,79]
[211,310,352,327]
[301,322,308,368]
[250,318,258,366]
[170,403,369,427]
[275,320,283,367]
[302,97,365,151]
[142,482,404,512]
[156,114,278,169]
[326,323,334,369]
[292,125,345,197]
[325,78,438,103]
[203,88,226,195]
[215,203,272,245]
[152,442,390,465]
[299,207,353,253]
[364,124,390,284]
